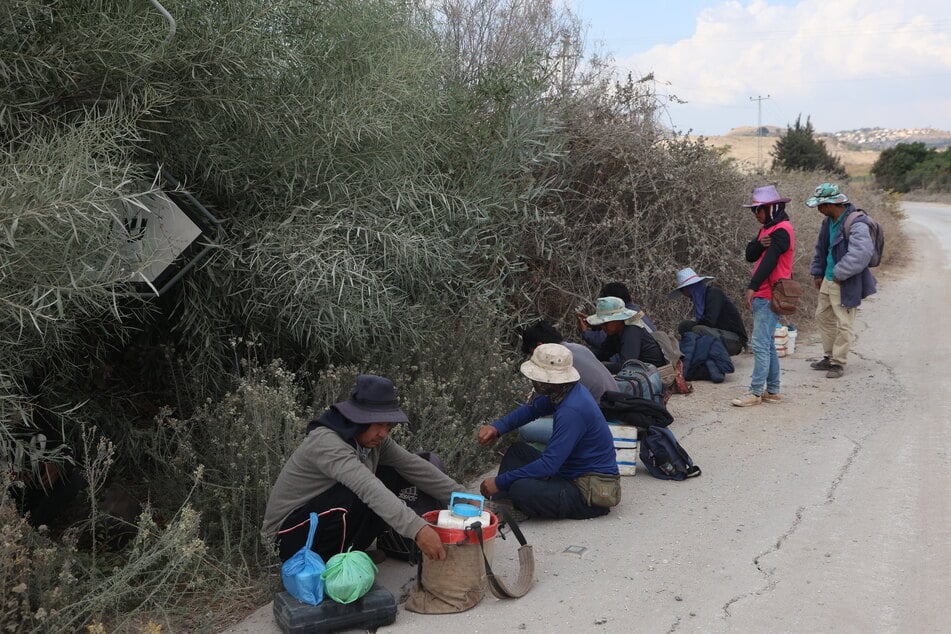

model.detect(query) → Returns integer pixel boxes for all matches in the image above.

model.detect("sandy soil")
[226,201,951,633]
[694,134,880,177]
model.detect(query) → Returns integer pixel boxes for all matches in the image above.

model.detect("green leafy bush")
[872,142,951,192]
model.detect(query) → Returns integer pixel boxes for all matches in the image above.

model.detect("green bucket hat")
[585,296,636,326]
[806,182,849,207]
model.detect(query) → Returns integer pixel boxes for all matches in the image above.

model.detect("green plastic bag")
[321,548,378,604]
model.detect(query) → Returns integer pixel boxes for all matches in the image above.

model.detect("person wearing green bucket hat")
[582,296,668,373]
[806,183,877,378]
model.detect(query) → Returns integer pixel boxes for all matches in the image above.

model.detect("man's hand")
[759,234,772,248]
[814,277,822,289]
[480,477,499,498]
[415,525,446,561]
[744,288,755,310]
[577,312,590,332]
[477,425,499,447]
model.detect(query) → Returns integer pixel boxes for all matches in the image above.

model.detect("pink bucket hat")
[742,185,791,208]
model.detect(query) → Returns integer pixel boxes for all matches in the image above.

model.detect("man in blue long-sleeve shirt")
[477,343,619,520]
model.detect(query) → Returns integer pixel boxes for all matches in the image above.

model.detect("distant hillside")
[692,133,879,177]
[830,127,951,150]
[724,125,785,137]
[723,125,951,150]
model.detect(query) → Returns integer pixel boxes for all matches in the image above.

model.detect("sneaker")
[731,392,762,407]
[826,364,844,378]
[810,356,832,370]
[761,392,782,403]
[484,498,529,523]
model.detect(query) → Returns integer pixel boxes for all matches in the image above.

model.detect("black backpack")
[598,390,673,428]
[639,427,701,481]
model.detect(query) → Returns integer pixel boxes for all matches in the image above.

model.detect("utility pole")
[749,95,770,172]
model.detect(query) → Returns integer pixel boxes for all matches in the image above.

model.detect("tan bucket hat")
[520,343,580,385]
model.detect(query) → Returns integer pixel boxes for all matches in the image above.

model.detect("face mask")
[531,381,567,398]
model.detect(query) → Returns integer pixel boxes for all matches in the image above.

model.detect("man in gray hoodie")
[262,374,462,562]
[807,183,877,378]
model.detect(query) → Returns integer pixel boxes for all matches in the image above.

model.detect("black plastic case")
[272,583,397,633]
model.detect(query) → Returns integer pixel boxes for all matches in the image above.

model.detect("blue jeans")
[749,297,781,396]
[517,417,553,445]
[497,442,609,520]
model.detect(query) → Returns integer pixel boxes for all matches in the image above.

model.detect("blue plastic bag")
[281,513,326,605]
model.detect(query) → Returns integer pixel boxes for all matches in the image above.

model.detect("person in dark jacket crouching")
[583,296,667,373]
[477,344,620,520]
[670,266,748,356]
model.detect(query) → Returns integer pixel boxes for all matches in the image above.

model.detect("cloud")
[617,0,951,132]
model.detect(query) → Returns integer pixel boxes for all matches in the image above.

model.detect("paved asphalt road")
[225,201,951,634]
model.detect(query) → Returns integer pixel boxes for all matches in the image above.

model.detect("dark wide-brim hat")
[333,374,409,424]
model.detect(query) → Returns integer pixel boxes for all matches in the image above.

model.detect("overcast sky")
[573,0,951,135]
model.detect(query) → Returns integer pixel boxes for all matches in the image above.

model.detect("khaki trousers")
[815,278,856,365]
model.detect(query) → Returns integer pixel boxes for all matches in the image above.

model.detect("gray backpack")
[614,359,665,404]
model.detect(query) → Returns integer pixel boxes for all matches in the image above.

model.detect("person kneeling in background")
[670,266,748,356]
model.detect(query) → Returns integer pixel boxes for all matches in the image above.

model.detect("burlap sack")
[404,538,495,614]
[651,331,683,380]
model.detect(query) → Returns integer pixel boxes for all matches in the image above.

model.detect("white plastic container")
[774,325,788,357]
[608,422,638,476]
[786,328,797,355]
[436,492,492,530]
[436,509,492,530]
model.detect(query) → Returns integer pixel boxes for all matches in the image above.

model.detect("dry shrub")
[513,76,751,334]
[515,101,902,340]
[149,354,305,567]
[308,311,526,481]
[0,486,80,633]
[2,476,243,633]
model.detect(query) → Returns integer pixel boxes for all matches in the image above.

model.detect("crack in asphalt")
[665,615,682,633]
[720,398,866,620]
[717,333,907,623]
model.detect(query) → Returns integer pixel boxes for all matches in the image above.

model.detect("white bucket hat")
[520,343,580,385]
[585,296,636,326]
[669,267,714,298]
